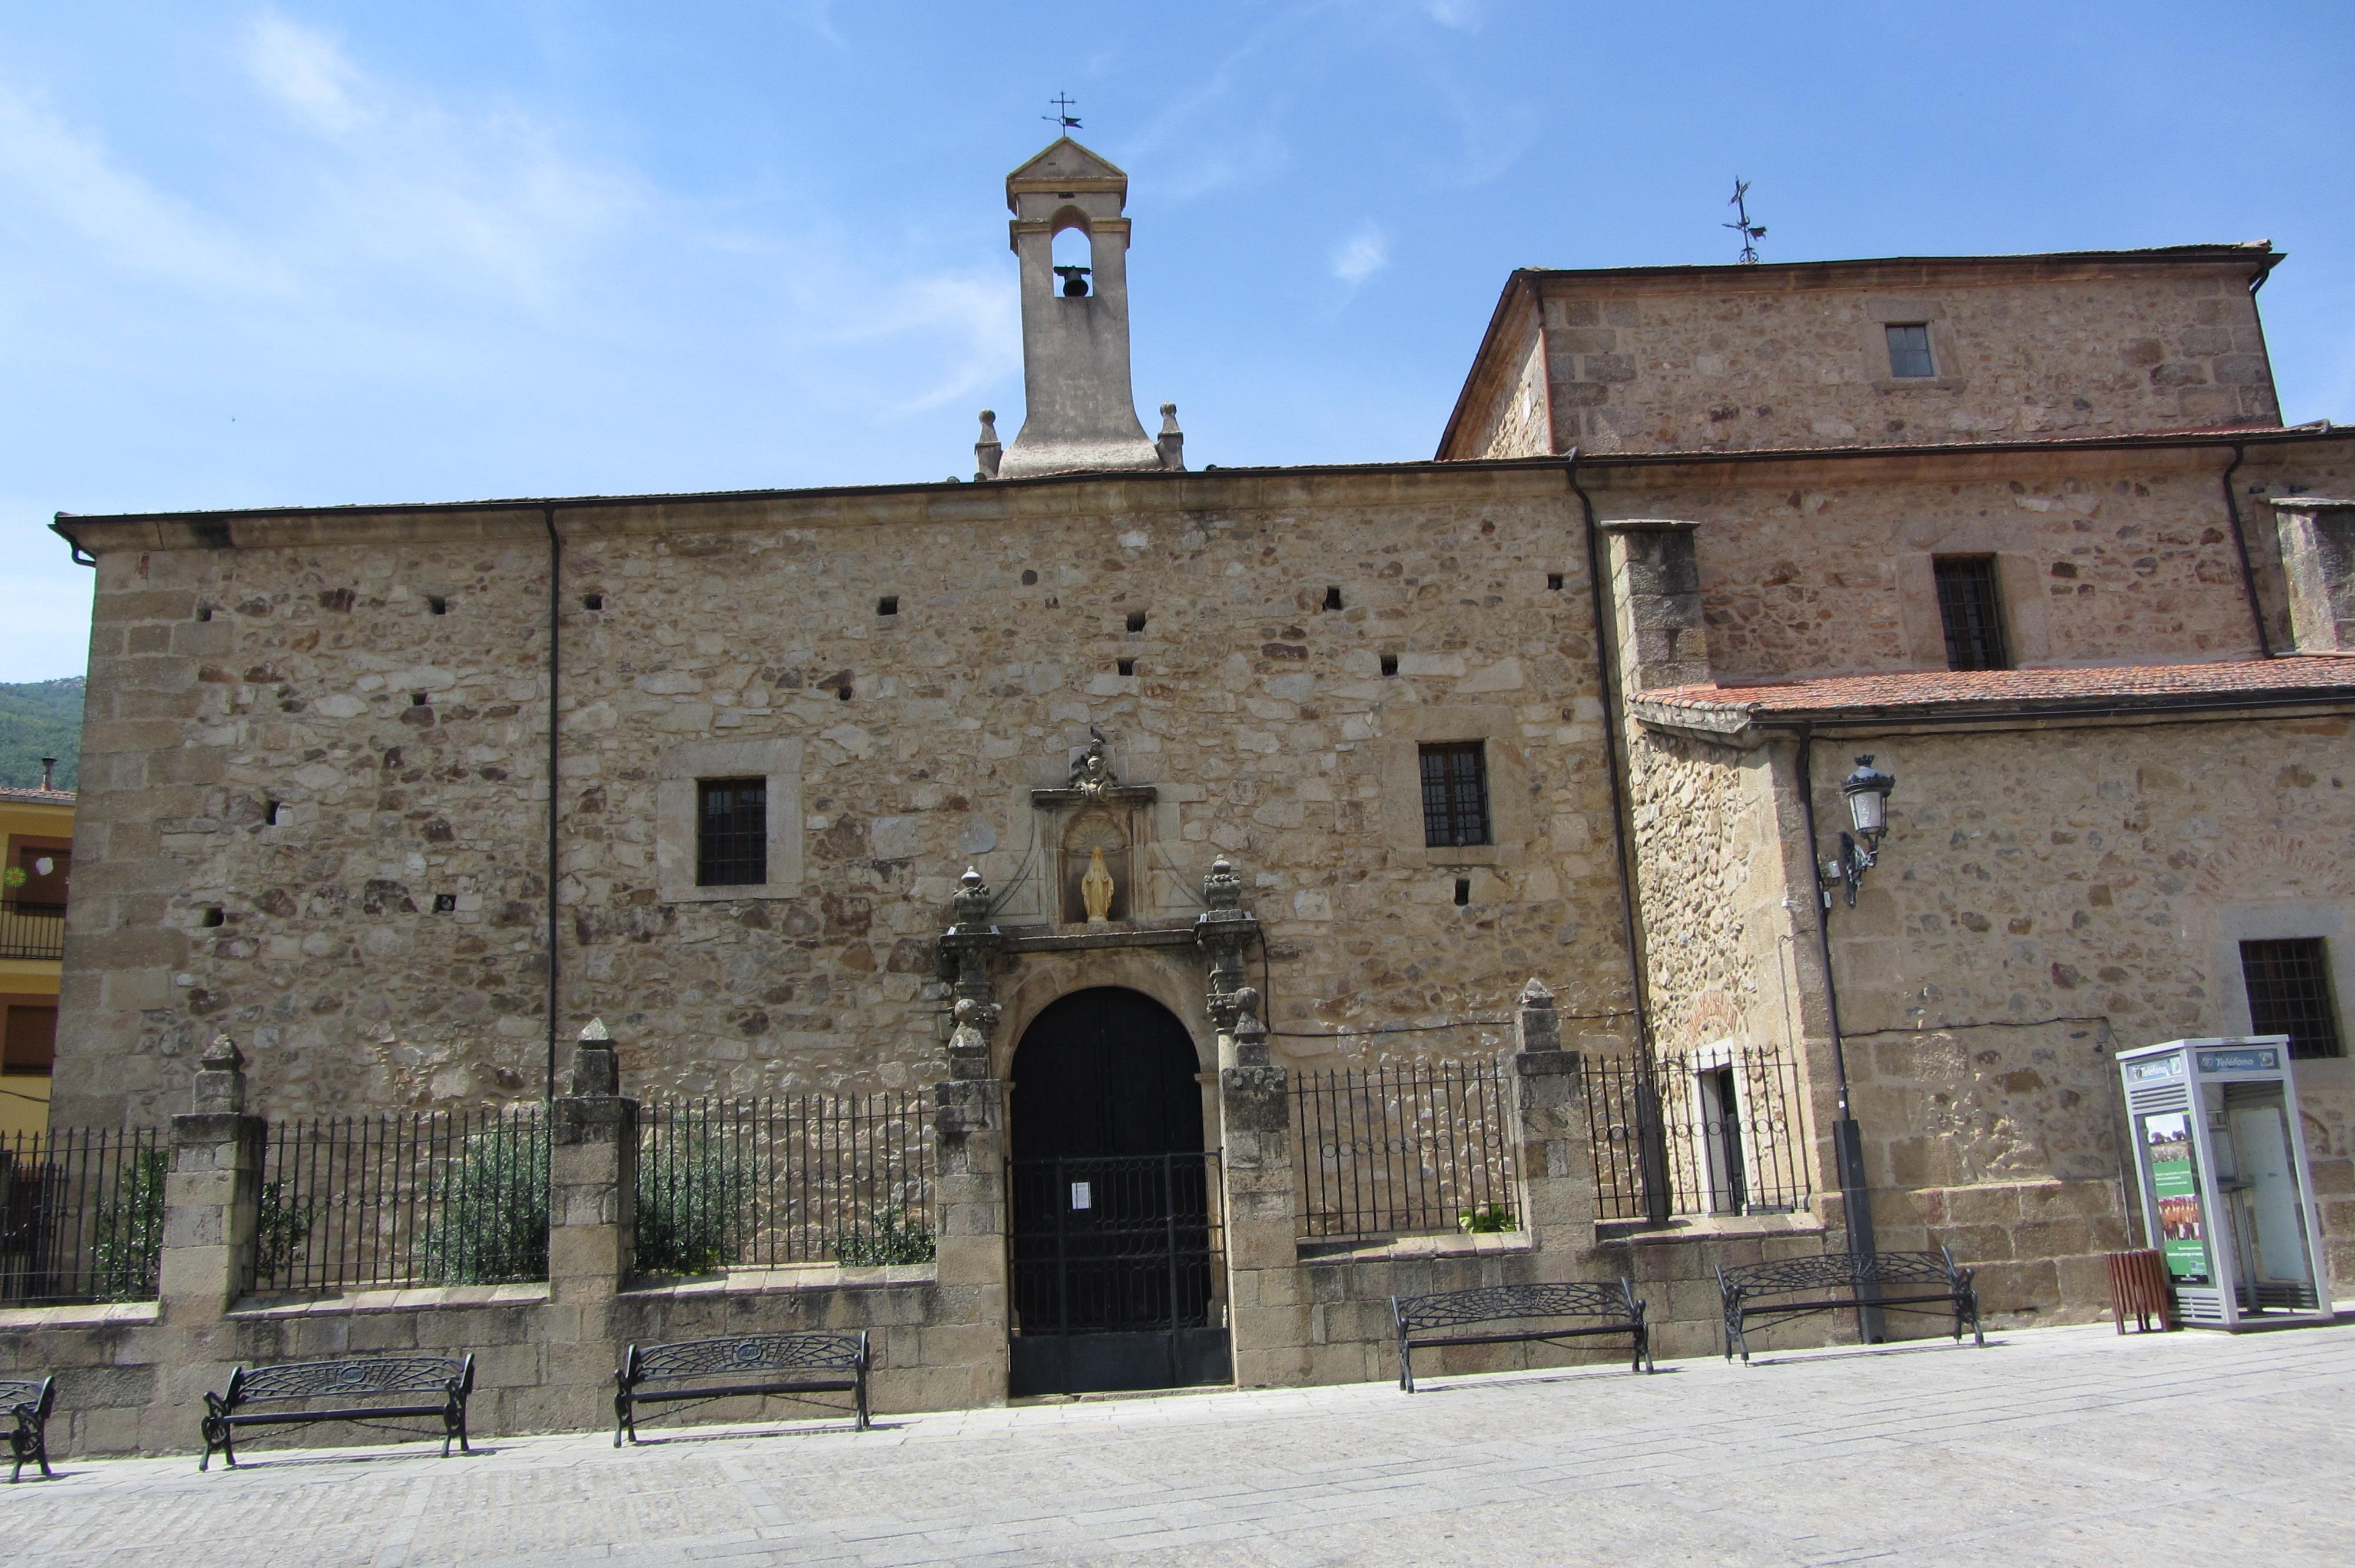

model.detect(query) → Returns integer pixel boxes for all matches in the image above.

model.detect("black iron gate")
[1007,1150,1228,1396]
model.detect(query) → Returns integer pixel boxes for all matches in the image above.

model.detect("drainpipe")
[543,506,562,1103]
[1567,450,1670,1225]
[1794,726,1883,1340]
[2220,444,2272,657]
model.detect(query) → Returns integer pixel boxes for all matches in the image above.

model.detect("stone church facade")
[31,138,2355,1425]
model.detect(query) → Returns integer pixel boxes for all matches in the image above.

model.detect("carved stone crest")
[1069,727,1116,799]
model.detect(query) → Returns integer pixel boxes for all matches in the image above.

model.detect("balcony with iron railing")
[0,901,65,962]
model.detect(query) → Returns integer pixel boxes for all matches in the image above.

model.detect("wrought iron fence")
[634,1093,934,1276]
[1291,1059,1517,1241]
[0,1127,167,1305]
[250,1107,549,1294]
[0,899,65,961]
[1583,1048,1813,1222]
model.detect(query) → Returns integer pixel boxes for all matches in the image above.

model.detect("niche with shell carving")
[1060,810,1131,925]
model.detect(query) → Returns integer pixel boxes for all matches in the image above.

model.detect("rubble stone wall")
[1539,260,2279,456]
[55,467,1640,1126]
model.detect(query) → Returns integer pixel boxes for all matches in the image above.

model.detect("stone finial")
[191,1034,247,1115]
[951,866,994,929]
[570,1018,619,1097]
[1202,855,1241,912]
[1229,985,1269,1066]
[1515,978,1563,1054]
[1156,403,1186,471]
[974,410,1003,481]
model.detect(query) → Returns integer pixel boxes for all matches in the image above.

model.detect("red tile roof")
[0,786,74,806]
[1636,657,2355,735]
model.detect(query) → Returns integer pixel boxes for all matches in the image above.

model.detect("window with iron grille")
[2240,938,2344,1060]
[1885,322,1935,378]
[696,778,768,887]
[1933,556,2009,670]
[1418,742,1491,849]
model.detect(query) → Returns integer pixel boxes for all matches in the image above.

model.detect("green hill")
[0,677,83,790]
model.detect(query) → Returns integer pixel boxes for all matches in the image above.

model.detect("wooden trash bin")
[2105,1248,2175,1333]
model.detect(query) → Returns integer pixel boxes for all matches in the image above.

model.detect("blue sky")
[4,2,2351,682]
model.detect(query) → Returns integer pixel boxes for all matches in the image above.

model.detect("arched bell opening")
[1004,986,1230,1396]
[1050,207,1094,297]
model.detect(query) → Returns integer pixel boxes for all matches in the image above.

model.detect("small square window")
[426,596,448,616]
[696,779,768,888]
[1126,611,1147,633]
[1117,659,1136,676]
[2240,938,2343,1059]
[1380,654,1399,677]
[1886,323,1936,379]
[265,800,287,826]
[583,593,604,612]
[1322,586,1344,612]
[1546,573,1564,591]
[433,893,456,913]
[411,692,429,706]
[877,596,899,617]
[1933,556,2008,671]
[1452,876,1471,907]
[1418,742,1491,849]
[199,906,224,928]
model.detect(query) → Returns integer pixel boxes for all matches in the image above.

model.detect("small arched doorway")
[1007,987,1229,1396]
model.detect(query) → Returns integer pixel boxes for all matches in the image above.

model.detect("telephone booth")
[2117,1037,2333,1329]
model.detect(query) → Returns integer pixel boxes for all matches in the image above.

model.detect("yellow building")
[1,765,71,1141]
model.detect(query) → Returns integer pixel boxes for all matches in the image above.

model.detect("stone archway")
[1004,987,1230,1396]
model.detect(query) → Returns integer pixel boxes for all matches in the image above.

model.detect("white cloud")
[1423,0,1489,28]
[246,12,367,135]
[1331,224,1389,285]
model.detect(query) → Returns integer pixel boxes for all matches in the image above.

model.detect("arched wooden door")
[1006,988,1229,1396]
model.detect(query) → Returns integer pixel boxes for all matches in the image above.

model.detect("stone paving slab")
[8,1319,2355,1566]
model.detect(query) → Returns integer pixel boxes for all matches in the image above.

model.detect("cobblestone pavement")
[12,1320,2354,1566]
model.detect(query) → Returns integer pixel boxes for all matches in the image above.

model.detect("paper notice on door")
[1070,1181,1092,1211]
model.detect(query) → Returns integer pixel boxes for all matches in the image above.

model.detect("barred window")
[2240,938,2343,1060]
[696,778,768,887]
[1418,742,1491,849]
[1934,556,2009,672]
[1886,323,1935,378]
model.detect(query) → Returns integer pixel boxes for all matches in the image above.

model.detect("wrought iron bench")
[199,1353,475,1470]
[614,1331,869,1446]
[1392,1280,1654,1393]
[5,1375,54,1481]
[1717,1248,1982,1364]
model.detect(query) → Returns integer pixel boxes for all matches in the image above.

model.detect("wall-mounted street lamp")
[1820,755,1896,909]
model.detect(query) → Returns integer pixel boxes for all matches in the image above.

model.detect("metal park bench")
[613,1331,869,1446]
[199,1354,475,1470]
[5,1375,54,1481]
[1717,1248,1982,1364]
[1392,1280,1654,1393]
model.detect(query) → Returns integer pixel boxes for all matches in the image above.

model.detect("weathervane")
[1725,178,1766,264]
[1043,93,1082,135]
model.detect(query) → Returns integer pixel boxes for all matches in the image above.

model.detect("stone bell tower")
[990,136,1180,479]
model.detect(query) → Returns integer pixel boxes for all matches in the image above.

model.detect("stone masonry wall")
[1457,304,1550,461]
[1538,258,2278,456]
[1813,717,2355,1300]
[55,466,1638,1127]
[1589,446,2274,682]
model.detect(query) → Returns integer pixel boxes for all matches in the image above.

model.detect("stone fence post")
[1218,989,1306,1387]
[146,1035,264,1449]
[930,997,1012,1406]
[1508,981,1599,1250]
[540,1018,635,1431]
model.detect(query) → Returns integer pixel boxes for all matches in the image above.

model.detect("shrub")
[92,1147,167,1301]
[251,1180,314,1284]
[1456,1201,1514,1234]
[633,1124,748,1277]
[420,1119,549,1284]
[834,1207,936,1265]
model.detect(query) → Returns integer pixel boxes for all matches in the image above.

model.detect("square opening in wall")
[1380,653,1399,677]
[199,906,224,927]
[1453,877,1471,907]
[877,596,899,617]
[1323,586,1344,611]
[583,593,603,611]
[1117,659,1136,676]
[265,800,287,826]
[410,692,429,706]
[426,596,448,616]
[1126,611,1147,633]
[1547,573,1564,591]
[433,893,457,913]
